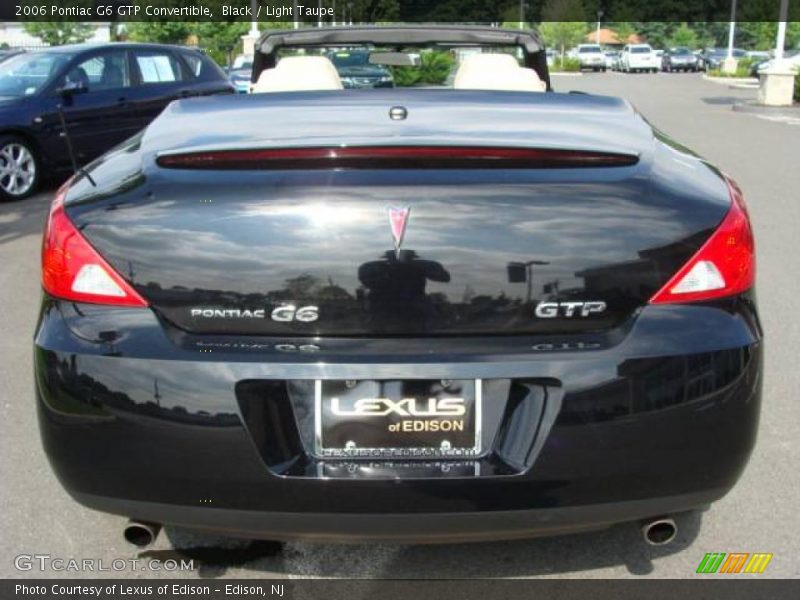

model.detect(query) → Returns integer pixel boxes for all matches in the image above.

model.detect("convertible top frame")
[252,25,551,91]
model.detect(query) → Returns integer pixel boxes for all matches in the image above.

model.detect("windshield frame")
[0,50,74,98]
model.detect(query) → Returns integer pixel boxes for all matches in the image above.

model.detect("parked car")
[745,50,771,61]
[36,26,760,548]
[228,67,251,93]
[604,50,619,70]
[576,44,606,71]
[0,48,24,63]
[327,49,394,88]
[620,44,658,73]
[700,47,746,71]
[0,43,233,201]
[661,47,699,72]
[230,53,253,71]
[752,52,800,77]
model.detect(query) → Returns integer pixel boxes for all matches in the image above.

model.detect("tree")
[610,22,637,45]
[540,0,586,21]
[417,51,454,85]
[538,22,587,65]
[22,22,95,46]
[348,0,400,22]
[537,0,587,65]
[402,0,499,22]
[669,23,698,49]
[126,22,194,45]
[390,51,454,87]
[738,22,800,52]
[196,22,250,67]
[691,22,725,49]
[635,22,674,49]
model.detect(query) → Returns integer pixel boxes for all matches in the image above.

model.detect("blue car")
[0,43,233,201]
[228,67,252,93]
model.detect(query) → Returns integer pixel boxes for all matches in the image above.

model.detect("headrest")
[455,53,521,77]
[252,56,343,93]
[453,53,546,92]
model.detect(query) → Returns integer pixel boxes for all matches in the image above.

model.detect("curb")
[702,74,759,86]
[550,72,583,77]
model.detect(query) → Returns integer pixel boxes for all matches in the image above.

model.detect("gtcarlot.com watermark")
[14,554,194,573]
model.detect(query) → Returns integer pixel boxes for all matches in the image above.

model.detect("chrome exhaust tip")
[641,517,677,546]
[123,520,161,548]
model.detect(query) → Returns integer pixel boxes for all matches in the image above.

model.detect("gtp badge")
[387,206,411,258]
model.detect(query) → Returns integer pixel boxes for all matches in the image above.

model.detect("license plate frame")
[314,379,482,460]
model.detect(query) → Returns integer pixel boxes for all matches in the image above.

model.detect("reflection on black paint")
[37,349,238,426]
[558,347,755,425]
[358,249,450,331]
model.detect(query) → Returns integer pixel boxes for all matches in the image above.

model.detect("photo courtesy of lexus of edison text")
[1,0,798,596]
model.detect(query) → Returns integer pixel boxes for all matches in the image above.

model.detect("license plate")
[314,379,482,459]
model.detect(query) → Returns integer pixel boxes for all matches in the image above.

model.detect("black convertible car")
[35,27,761,547]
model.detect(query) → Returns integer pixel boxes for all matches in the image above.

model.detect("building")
[585,28,644,48]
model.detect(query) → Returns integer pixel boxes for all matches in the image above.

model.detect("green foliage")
[195,22,249,67]
[708,58,758,79]
[417,51,454,85]
[635,22,674,49]
[258,21,294,31]
[390,64,422,87]
[538,0,587,53]
[669,23,698,49]
[347,0,400,21]
[610,22,636,45]
[405,0,499,22]
[540,0,586,21]
[538,22,587,55]
[390,51,454,87]
[501,22,533,30]
[550,57,581,72]
[126,22,194,45]
[738,22,800,52]
[22,22,95,46]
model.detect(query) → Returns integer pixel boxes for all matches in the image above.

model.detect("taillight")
[649,176,754,304]
[41,181,147,307]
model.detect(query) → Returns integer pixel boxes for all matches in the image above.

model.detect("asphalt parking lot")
[1,72,798,580]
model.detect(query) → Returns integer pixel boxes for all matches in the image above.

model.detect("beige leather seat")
[453,53,546,92]
[252,56,343,93]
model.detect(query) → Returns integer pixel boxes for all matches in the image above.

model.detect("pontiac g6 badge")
[387,206,410,258]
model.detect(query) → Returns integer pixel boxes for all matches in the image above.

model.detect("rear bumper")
[35,296,762,542]
[74,490,719,543]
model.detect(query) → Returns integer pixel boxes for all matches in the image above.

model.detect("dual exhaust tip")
[122,516,678,548]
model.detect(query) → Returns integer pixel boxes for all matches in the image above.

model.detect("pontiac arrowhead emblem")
[387,206,410,258]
